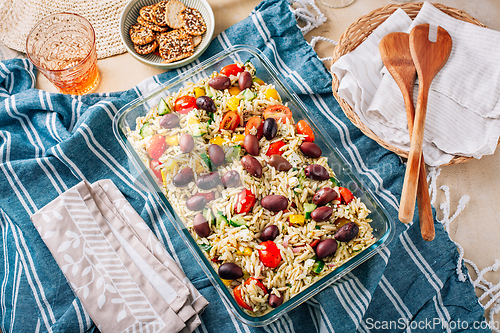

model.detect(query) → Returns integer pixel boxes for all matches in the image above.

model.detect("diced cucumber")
[205,86,213,98]
[158,98,171,115]
[312,259,325,274]
[229,214,246,227]
[303,202,317,219]
[216,211,228,229]
[139,122,153,138]
[200,153,212,171]
[330,176,340,187]
[242,89,255,101]
[203,208,214,225]
[225,145,241,162]
[199,243,212,252]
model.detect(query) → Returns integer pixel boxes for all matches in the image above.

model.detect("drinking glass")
[26,13,100,95]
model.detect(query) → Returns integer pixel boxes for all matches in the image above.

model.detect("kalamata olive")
[159,113,179,129]
[313,187,339,206]
[268,155,292,171]
[196,96,216,112]
[196,172,222,190]
[310,206,333,222]
[208,144,225,167]
[221,170,240,188]
[218,262,243,280]
[305,164,330,181]
[238,71,253,91]
[173,167,194,187]
[193,213,210,238]
[241,155,262,178]
[208,76,231,90]
[315,239,338,259]
[300,142,322,158]
[261,195,288,212]
[262,118,278,140]
[269,294,284,308]
[179,133,194,153]
[260,225,279,241]
[186,195,207,211]
[243,134,259,156]
[334,222,359,242]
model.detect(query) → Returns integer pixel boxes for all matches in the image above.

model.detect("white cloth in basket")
[331,2,500,166]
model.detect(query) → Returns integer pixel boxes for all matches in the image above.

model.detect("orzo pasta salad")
[127,61,376,316]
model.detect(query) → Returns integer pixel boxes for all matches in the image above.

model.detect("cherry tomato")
[244,277,268,294]
[236,188,256,214]
[309,239,320,248]
[244,116,264,139]
[266,140,286,156]
[263,105,293,123]
[146,134,167,160]
[233,285,253,311]
[296,120,315,142]
[220,63,244,77]
[174,96,197,114]
[339,187,354,204]
[149,160,163,183]
[220,111,240,131]
[196,191,215,202]
[258,241,281,268]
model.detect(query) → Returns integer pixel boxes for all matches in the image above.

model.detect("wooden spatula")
[379,32,434,241]
[399,24,452,224]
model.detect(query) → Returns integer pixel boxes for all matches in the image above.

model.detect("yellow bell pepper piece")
[253,77,265,85]
[265,88,280,101]
[221,279,232,286]
[237,247,252,256]
[194,87,206,98]
[187,116,200,125]
[210,136,226,145]
[227,96,240,111]
[229,86,241,96]
[232,134,245,144]
[162,159,177,173]
[165,135,178,146]
[289,214,305,225]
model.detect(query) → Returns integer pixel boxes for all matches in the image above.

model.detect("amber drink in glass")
[26,13,99,95]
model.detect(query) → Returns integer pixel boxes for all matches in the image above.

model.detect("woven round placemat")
[331,2,487,166]
[0,0,129,59]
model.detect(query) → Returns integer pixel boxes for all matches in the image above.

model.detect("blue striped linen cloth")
[0,0,488,332]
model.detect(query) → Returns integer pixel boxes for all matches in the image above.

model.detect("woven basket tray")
[331,2,486,166]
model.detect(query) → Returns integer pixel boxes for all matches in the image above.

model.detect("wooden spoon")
[379,32,434,241]
[399,24,452,224]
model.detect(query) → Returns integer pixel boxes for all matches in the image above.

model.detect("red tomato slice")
[296,120,315,142]
[309,239,320,248]
[146,134,167,160]
[149,160,163,183]
[220,63,244,77]
[258,241,281,268]
[220,111,241,131]
[233,285,253,311]
[174,96,197,114]
[244,277,268,294]
[236,188,256,214]
[339,187,354,204]
[266,141,286,156]
[244,116,264,139]
[263,105,292,123]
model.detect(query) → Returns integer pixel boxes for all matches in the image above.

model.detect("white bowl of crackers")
[119,0,215,69]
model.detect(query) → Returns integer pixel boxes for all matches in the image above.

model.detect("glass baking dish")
[113,45,395,326]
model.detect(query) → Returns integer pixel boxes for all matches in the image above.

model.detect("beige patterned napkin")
[31,179,208,333]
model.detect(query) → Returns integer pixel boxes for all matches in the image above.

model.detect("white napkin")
[331,2,500,166]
